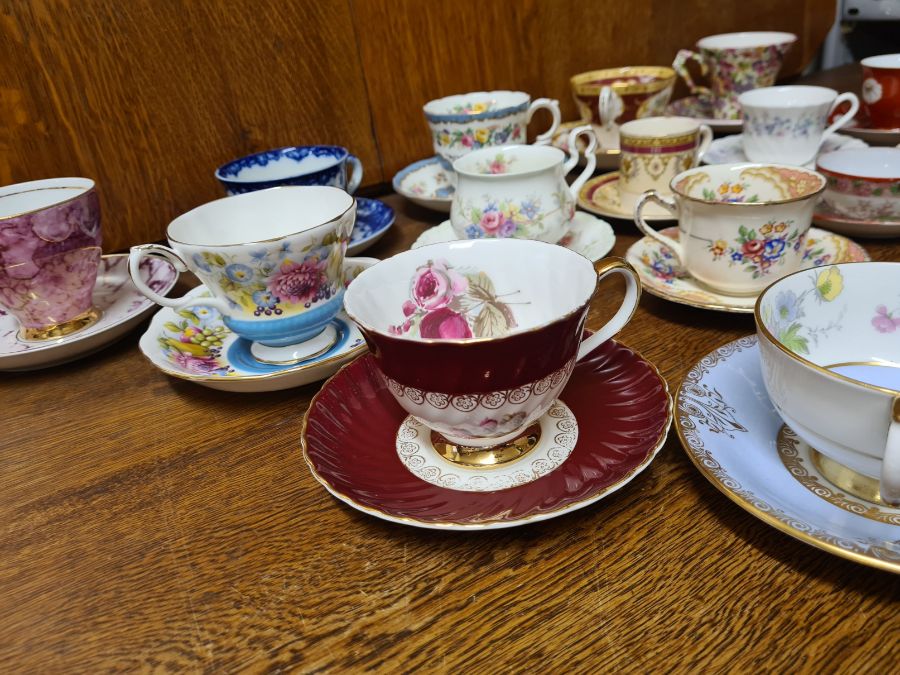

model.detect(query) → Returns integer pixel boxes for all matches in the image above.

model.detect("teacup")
[0,177,102,340]
[129,186,355,365]
[618,116,712,211]
[816,147,900,220]
[215,146,363,196]
[633,163,825,295]
[861,54,900,130]
[450,126,598,243]
[423,91,561,166]
[570,67,676,147]
[673,31,797,119]
[739,86,859,165]
[343,239,640,452]
[756,261,900,505]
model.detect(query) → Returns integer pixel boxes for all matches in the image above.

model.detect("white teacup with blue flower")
[215,145,363,196]
[129,186,356,365]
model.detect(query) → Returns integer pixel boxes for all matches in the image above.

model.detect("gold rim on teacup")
[670,163,826,207]
[570,66,676,96]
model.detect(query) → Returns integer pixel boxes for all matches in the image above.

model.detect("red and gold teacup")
[344,239,640,458]
[861,54,900,130]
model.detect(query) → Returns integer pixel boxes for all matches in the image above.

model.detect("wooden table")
[4,70,900,672]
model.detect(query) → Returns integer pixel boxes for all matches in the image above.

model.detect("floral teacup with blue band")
[633,163,825,296]
[215,145,363,196]
[129,186,356,365]
[739,86,860,166]
[423,91,561,166]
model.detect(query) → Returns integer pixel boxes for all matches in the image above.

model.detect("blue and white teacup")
[215,146,363,196]
[129,186,357,365]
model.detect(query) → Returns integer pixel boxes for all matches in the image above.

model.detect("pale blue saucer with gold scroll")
[676,335,900,573]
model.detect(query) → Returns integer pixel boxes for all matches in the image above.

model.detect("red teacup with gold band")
[861,54,900,130]
[343,239,641,465]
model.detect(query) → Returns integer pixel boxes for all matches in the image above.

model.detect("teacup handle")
[576,258,642,361]
[128,244,232,314]
[598,86,623,130]
[563,125,598,198]
[528,98,562,146]
[880,397,900,506]
[633,190,684,266]
[673,49,711,97]
[346,155,364,195]
[820,93,860,147]
[695,124,713,164]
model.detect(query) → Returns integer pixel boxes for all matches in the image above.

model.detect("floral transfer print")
[873,303,900,333]
[744,111,823,139]
[761,267,845,355]
[473,152,517,175]
[158,304,234,376]
[862,78,883,105]
[707,221,802,279]
[639,246,681,284]
[702,180,759,203]
[825,175,900,198]
[434,123,523,151]
[459,192,572,240]
[450,101,493,115]
[390,259,521,339]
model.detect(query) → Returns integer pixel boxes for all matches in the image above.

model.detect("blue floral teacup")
[129,186,358,365]
[215,146,363,196]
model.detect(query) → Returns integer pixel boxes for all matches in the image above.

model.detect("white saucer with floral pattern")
[0,254,178,371]
[392,156,455,212]
[626,226,870,313]
[703,133,868,169]
[677,335,900,573]
[411,212,615,262]
[577,173,673,221]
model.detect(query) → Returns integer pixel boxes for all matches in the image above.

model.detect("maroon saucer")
[301,339,672,529]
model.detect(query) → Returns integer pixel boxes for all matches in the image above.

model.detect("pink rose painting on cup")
[390,259,521,339]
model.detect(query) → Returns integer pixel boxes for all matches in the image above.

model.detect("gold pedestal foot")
[431,423,542,468]
[20,306,102,341]
[810,449,886,506]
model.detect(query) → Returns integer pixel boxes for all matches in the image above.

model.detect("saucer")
[0,254,178,371]
[703,133,868,168]
[348,197,394,255]
[626,227,870,313]
[840,119,900,147]
[549,121,621,170]
[578,173,673,222]
[666,95,743,133]
[676,336,900,573]
[302,339,672,530]
[138,286,366,393]
[813,201,900,239]
[392,156,454,212]
[411,211,615,262]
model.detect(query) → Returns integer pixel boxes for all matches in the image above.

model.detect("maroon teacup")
[343,239,641,463]
[861,54,900,130]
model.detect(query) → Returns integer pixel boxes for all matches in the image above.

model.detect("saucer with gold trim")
[626,226,870,313]
[677,335,900,573]
[578,173,674,221]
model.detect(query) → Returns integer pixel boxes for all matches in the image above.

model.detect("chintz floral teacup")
[424,91,561,166]
[633,163,825,295]
[0,177,102,340]
[449,126,598,243]
[343,239,641,449]
[129,186,355,364]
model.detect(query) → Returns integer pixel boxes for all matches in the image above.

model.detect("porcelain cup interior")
[0,177,102,338]
[816,147,900,220]
[632,163,825,296]
[128,186,355,348]
[343,239,641,448]
[214,145,362,195]
[756,261,900,504]
[860,53,900,130]
[569,66,676,130]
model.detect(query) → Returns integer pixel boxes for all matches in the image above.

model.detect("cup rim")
[619,116,700,140]
[738,85,837,108]
[696,31,797,51]
[0,178,95,221]
[816,148,900,182]
[214,145,349,183]
[452,144,565,179]
[755,260,900,397]
[861,53,900,70]
[167,186,355,247]
[668,162,826,206]
[423,91,530,123]
[343,239,598,345]
[569,66,675,96]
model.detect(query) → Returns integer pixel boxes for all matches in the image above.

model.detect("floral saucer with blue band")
[676,335,900,573]
[392,156,455,212]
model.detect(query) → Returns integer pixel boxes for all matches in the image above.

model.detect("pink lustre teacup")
[0,177,102,340]
[129,186,355,365]
[816,148,900,220]
[673,31,796,119]
[449,126,598,243]
[633,163,825,296]
[423,91,561,166]
[343,239,640,451]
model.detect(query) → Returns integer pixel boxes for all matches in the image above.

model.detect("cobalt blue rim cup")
[127,185,356,349]
[215,145,363,196]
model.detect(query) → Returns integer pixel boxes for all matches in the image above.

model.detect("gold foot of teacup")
[431,423,542,468]
[19,306,102,341]
[810,448,886,506]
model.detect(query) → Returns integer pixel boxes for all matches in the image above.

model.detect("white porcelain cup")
[633,163,825,295]
[739,86,860,165]
[450,126,598,244]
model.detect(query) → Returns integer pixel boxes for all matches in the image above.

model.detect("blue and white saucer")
[677,335,900,573]
[392,157,455,212]
[349,197,395,255]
